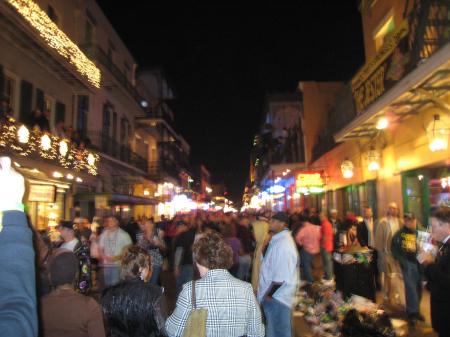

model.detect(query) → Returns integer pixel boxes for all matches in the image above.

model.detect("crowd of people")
[1,156,450,337]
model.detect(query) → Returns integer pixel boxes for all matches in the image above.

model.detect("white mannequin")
[0,157,25,212]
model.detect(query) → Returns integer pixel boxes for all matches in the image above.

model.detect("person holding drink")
[418,207,450,337]
[391,213,424,327]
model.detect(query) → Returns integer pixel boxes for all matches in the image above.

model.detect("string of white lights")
[7,0,101,88]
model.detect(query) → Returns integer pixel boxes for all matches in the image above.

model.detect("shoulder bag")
[182,280,207,337]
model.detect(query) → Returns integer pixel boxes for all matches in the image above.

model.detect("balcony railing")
[0,117,99,175]
[312,85,356,162]
[144,105,174,125]
[148,160,181,180]
[81,43,144,109]
[352,0,450,114]
[87,131,148,172]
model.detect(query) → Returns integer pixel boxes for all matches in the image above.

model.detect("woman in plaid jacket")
[166,232,265,337]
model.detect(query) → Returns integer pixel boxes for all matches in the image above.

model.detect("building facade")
[247,93,306,211]
[135,69,193,218]
[0,0,183,227]
[305,0,450,225]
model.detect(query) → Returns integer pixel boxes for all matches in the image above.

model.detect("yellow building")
[304,0,450,225]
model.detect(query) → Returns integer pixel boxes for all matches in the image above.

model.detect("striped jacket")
[165,269,264,337]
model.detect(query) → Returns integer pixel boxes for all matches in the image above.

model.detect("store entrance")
[402,169,433,228]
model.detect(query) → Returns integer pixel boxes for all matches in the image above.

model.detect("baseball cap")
[57,220,74,231]
[403,212,416,219]
[271,211,289,224]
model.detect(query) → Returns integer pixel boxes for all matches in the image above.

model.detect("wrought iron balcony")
[87,131,147,173]
[81,43,144,109]
[352,0,450,114]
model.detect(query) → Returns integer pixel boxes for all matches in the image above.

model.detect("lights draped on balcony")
[341,159,354,179]
[0,117,99,175]
[7,0,101,88]
[427,114,449,152]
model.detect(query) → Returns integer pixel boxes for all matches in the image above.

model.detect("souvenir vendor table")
[333,248,376,302]
[295,283,396,337]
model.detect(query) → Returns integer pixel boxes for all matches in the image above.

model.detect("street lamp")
[427,114,449,152]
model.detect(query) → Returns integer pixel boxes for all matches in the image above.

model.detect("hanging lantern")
[341,159,354,179]
[59,140,69,156]
[87,153,96,166]
[367,149,381,172]
[427,114,449,152]
[40,134,52,150]
[17,125,30,143]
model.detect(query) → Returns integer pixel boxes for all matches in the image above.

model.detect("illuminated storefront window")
[26,186,67,230]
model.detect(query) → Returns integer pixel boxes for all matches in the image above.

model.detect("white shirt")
[389,216,400,236]
[60,238,79,252]
[99,228,132,266]
[257,229,299,308]
[364,218,375,247]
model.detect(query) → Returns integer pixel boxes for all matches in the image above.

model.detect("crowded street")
[1,1,450,337]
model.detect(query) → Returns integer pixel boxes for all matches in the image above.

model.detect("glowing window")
[373,15,395,51]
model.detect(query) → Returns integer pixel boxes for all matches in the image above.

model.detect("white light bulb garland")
[7,0,101,88]
[0,117,99,175]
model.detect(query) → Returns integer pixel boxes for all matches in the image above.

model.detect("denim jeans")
[101,265,121,289]
[176,264,194,293]
[150,265,161,285]
[401,260,422,316]
[300,250,315,283]
[321,248,333,280]
[237,254,251,281]
[262,298,292,337]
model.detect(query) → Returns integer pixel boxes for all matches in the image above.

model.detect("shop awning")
[335,42,450,142]
[74,193,158,206]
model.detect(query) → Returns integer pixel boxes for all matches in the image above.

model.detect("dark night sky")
[96,1,365,203]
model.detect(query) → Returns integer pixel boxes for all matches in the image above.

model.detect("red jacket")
[321,219,334,252]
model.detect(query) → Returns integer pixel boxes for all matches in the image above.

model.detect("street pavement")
[160,252,438,337]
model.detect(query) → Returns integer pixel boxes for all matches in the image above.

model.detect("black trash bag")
[341,309,396,337]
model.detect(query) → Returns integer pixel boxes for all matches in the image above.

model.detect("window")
[101,103,111,152]
[112,111,118,157]
[19,80,33,124]
[35,88,44,111]
[373,14,395,51]
[84,20,93,44]
[55,101,65,124]
[112,112,118,141]
[124,62,131,81]
[77,95,89,138]
[120,118,127,144]
[47,5,59,26]
[107,40,115,64]
[4,75,15,110]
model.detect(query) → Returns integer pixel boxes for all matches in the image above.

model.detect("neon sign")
[296,173,324,194]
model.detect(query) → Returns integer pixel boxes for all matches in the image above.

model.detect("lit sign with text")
[296,173,324,194]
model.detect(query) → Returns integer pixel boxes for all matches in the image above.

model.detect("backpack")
[182,280,207,337]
